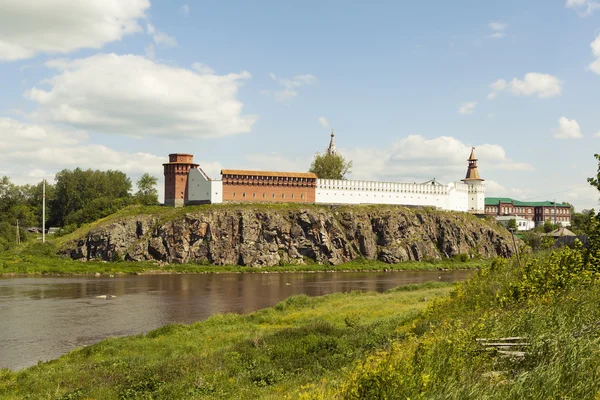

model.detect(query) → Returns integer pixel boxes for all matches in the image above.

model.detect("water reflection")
[0,270,469,370]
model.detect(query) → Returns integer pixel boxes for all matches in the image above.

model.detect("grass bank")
[0,242,487,276]
[3,243,597,399]
[0,282,455,399]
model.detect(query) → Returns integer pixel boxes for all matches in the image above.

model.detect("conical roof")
[462,147,484,182]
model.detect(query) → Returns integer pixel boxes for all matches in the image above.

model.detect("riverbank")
[0,281,455,399]
[2,244,600,399]
[0,242,489,276]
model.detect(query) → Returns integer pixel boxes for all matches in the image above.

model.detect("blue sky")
[1,0,600,210]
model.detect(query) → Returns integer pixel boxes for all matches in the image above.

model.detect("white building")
[495,215,535,231]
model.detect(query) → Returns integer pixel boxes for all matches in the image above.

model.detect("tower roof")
[462,147,484,182]
[326,129,338,156]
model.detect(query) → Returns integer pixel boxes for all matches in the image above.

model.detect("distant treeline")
[0,169,158,251]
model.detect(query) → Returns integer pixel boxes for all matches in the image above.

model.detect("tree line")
[0,169,159,251]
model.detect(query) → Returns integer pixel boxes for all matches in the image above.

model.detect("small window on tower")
[243,193,246,198]
[233,192,236,197]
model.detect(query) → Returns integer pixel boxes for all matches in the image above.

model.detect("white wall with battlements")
[315,178,483,212]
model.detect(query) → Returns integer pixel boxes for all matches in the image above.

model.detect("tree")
[507,218,517,231]
[50,168,132,226]
[135,173,159,206]
[309,153,353,180]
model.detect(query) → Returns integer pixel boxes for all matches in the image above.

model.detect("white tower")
[462,147,485,214]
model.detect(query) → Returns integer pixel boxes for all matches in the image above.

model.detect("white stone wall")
[315,179,478,212]
[187,168,223,204]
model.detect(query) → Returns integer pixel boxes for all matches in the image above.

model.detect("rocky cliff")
[63,205,515,266]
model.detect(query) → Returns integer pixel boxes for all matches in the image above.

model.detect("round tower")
[163,153,199,207]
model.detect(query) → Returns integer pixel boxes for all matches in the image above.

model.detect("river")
[0,270,470,370]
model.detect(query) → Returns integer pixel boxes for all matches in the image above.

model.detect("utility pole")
[554,198,557,225]
[509,227,521,268]
[16,219,20,245]
[42,179,46,244]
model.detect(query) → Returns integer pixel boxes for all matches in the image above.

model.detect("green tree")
[50,168,132,227]
[135,173,159,206]
[309,153,353,180]
[507,218,517,231]
[571,209,594,235]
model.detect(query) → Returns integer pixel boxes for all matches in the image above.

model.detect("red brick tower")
[163,153,199,207]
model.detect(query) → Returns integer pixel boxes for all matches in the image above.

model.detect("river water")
[0,270,470,370]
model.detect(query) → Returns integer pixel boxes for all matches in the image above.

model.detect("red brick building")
[163,153,198,207]
[221,169,317,203]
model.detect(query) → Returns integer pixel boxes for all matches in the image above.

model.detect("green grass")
[0,241,488,276]
[0,282,455,400]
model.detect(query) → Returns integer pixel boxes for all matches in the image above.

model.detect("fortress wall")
[315,179,461,209]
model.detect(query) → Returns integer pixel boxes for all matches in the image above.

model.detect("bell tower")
[163,153,199,207]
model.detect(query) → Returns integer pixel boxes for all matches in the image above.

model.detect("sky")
[1,0,600,210]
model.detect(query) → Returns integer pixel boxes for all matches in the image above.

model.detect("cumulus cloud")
[589,34,600,75]
[554,117,584,139]
[488,22,507,39]
[147,23,177,47]
[262,73,317,101]
[25,54,257,138]
[0,117,162,182]
[458,102,477,114]
[342,135,533,183]
[566,0,600,16]
[0,0,149,61]
[488,73,562,99]
[180,4,190,16]
[319,117,329,128]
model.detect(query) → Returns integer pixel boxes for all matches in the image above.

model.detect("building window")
[291,194,295,199]
[262,193,266,198]
[243,193,246,198]
[301,194,305,199]
[233,192,236,197]
[282,194,285,199]
[272,193,275,198]
[253,193,256,198]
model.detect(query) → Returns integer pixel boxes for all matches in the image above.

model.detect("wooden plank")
[497,350,526,357]
[479,342,530,347]
[476,337,525,342]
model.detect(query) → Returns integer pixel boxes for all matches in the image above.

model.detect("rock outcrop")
[63,205,515,266]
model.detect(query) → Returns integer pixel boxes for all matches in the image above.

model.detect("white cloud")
[25,54,257,138]
[589,34,600,75]
[263,73,317,101]
[488,22,507,39]
[0,117,162,182]
[319,117,329,128]
[554,117,584,139]
[458,102,477,114]
[490,73,562,98]
[147,23,177,47]
[490,79,507,91]
[566,0,600,16]
[595,131,600,137]
[343,135,532,183]
[180,4,190,16]
[0,0,149,61]
[191,62,215,75]
[487,92,498,100]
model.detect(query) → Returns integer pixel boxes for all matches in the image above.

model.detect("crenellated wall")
[314,178,481,212]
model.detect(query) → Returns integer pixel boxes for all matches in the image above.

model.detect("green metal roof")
[485,197,570,207]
